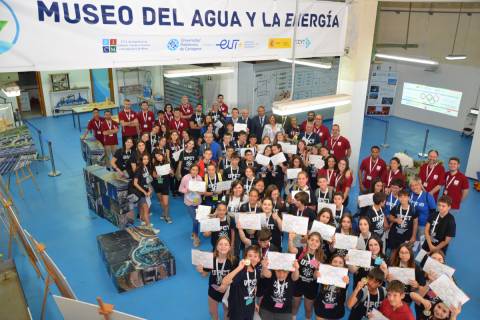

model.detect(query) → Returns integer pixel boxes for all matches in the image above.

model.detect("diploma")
[200,218,221,232]
[256,144,268,154]
[172,148,183,162]
[255,153,271,166]
[415,249,428,263]
[423,256,455,278]
[358,193,374,208]
[429,274,469,307]
[317,202,337,214]
[279,142,297,154]
[191,249,213,269]
[215,180,233,192]
[281,214,309,235]
[240,147,255,157]
[196,205,212,220]
[310,221,335,241]
[155,164,171,176]
[214,120,223,128]
[271,152,287,166]
[370,309,389,320]
[266,252,296,271]
[334,233,358,250]
[308,154,325,169]
[347,249,372,268]
[317,264,348,288]
[287,168,302,180]
[234,123,248,132]
[189,180,206,192]
[388,267,416,285]
[237,213,262,230]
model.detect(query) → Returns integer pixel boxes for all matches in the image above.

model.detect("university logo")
[102,38,117,53]
[167,38,179,51]
[0,0,20,54]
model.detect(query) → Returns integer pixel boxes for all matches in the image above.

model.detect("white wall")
[391,62,480,131]
[466,114,480,179]
[40,70,91,116]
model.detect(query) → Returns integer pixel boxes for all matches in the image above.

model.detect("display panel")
[401,82,462,117]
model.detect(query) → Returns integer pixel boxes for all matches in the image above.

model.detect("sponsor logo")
[0,0,20,54]
[268,38,292,49]
[216,39,258,50]
[102,38,117,53]
[296,38,311,48]
[167,38,180,51]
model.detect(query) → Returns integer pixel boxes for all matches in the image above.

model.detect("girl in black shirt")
[196,236,237,320]
[350,235,388,287]
[168,130,182,196]
[314,254,350,319]
[203,163,223,209]
[203,203,236,249]
[259,256,300,319]
[111,137,136,179]
[151,149,172,223]
[177,139,197,177]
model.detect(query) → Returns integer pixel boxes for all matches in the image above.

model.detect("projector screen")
[401,82,462,117]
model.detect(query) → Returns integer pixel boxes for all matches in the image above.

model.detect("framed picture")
[50,73,70,92]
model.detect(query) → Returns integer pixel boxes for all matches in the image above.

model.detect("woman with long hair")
[318,155,337,188]
[151,149,172,223]
[179,164,204,247]
[335,158,353,205]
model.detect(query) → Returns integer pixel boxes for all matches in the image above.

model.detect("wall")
[466,112,480,179]
[390,62,480,131]
[40,70,91,116]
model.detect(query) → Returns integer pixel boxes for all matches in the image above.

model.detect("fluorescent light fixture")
[445,54,467,61]
[470,109,479,116]
[1,84,21,97]
[163,66,234,78]
[375,53,439,66]
[272,94,351,116]
[278,58,332,69]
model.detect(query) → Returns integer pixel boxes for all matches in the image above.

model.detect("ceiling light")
[278,58,332,69]
[445,4,468,61]
[375,53,439,66]
[272,94,351,116]
[1,82,21,97]
[445,54,467,61]
[163,66,234,78]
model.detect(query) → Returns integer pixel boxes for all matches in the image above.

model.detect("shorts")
[208,285,225,303]
[293,280,318,300]
[128,193,147,210]
[152,179,170,195]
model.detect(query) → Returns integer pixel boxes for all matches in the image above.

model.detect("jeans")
[187,205,199,235]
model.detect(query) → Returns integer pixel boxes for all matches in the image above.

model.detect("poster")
[366,63,398,116]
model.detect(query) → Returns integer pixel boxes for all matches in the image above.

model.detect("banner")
[366,63,398,116]
[0,0,348,71]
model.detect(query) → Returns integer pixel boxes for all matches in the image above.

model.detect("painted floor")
[2,114,479,319]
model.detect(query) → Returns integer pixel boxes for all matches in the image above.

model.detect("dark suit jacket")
[238,117,252,131]
[251,115,267,141]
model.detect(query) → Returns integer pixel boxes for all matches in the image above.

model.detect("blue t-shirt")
[409,191,436,226]
[385,193,399,216]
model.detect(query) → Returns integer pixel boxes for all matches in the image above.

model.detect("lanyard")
[245,178,254,192]
[305,132,313,141]
[94,119,101,130]
[142,111,148,123]
[262,247,270,259]
[106,120,112,130]
[425,163,438,182]
[296,209,303,217]
[369,157,379,174]
[125,111,132,121]
[318,189,328,202]
[208,174,217,189]
[230,167,239,177]
[431,214,441,235]
[335,206,344,221]
[275,279,287,298]
[248,203,257,213]
[215,258,226,284]
[398,206,410,226]
[387,169,398,186]
[389,194,398,210]
[330,136,340,149]
[366,289,380,315]
[224,158,230,168]
[372,207,384,218]
[174,120,181,131]
[335,173,343,188]
[327,169,335,184]
[181,104,190,114]
[195,114,202,123]
[264,213,271,227]
[410,192,423,208]
[246,269,257,297]
[445,173,457,190]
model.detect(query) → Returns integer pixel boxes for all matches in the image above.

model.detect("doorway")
[17,72,46,119]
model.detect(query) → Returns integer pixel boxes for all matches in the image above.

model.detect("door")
[90,69,113,103]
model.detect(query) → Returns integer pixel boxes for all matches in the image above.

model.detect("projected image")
[401,82,462,117]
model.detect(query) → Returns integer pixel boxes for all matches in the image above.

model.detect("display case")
[0,103,15,132]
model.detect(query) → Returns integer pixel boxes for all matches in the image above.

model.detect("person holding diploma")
[347,268,387,320]
[151,149,173,224]
[315,175,334,205]
[314,254,350,319]
[222,245,262,320]
[349,236,388,287]
[196,236,237,320]
[258,255,300,320]
[332,213,355,258]
[288,231,325,320]
[421,196,456,255]
[287,171,316,207]
[387,190,418,255]
[179,164,204,247]
[356,216,372,251]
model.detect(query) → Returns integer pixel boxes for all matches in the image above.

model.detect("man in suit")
[239,108,252,130]
[251,105,267,141]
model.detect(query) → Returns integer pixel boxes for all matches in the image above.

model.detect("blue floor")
[2,114,479,319]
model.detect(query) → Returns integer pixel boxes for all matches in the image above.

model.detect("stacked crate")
[80,137,105,166]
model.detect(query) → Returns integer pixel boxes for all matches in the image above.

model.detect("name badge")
[274,302,284,308]
[97,131,101,135]
[423,182,428,188]
[329,150,334,154]
[109,134,113,137]
[376,166,381,171]
[144,124,148,128]
[324,303,335,309]
[148,117,151,120]
[245,297,253,305]
[433,174,438,180]
[366,175,372,181]
[454,180,459,186]
[319,132,323,137]
[338,142,342,146]
[309,259,319,268]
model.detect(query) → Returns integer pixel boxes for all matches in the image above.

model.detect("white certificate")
[370,309,389,320]
[215,180,233,192]
[310,221,335,241]
[271,152,287,166]
[155,164,171,176]
[237,213,262,230]
[317,264,348,288]
[279,142,297,154]
[234,123,248,132]
[255,153,271,166]
[334,233,358,250]
[240,147,255,157]
[267,252,296,271]
[189,180,206,192]
[287,168,302,180]
[308,154,325,169]
[317,202,337,214]
[347,249,372,268]
[191,249,213,269]
[214,120,223,128]
[172,148,183,162]
[281,214,309,235]
[358,193,374,208]
[423,256,455,278]
[388,267,415,285]
[415,249,428,263]
[200,218,221,232]
[196,205,212,220]
[256,144,268,154]
[429,274,469,307]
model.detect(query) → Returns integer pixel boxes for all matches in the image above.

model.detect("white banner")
[0,0,348,71]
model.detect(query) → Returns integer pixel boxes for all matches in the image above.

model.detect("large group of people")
[82,94,469,320]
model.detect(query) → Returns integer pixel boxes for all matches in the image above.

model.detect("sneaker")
[152,227,160,234]
[141,221,146,226]
[166,217,173,224]
[160,216,166,221]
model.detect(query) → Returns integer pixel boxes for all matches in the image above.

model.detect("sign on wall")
[0,0,348,72]
[366,63,398,116]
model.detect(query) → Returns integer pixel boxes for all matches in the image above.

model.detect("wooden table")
[71,102,118,132]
